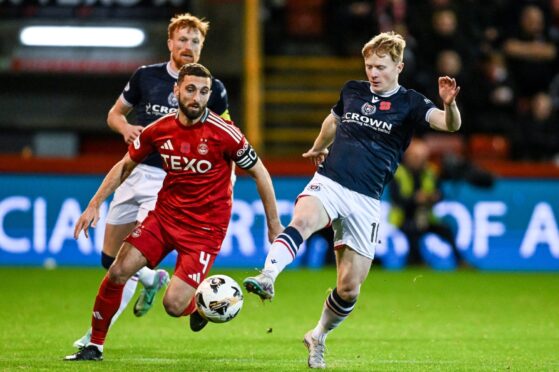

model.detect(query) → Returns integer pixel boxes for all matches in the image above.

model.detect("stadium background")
[1,0,558,271]
[1,1,558,370]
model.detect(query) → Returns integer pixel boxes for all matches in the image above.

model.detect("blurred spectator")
[416,8,477,73]
[388,139,460,266]
[394,22,419,87]
[468,52,516,133]
[416,49,467,135]
[510,92,559,161]
[326,0,379,55]
[262,0,287,55]
[502,5,557,102]
[375,0,407,33]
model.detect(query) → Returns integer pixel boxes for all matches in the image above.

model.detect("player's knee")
[336,283,360,302]
[107,263,130,284]
[290,216,318,237]
[101,252,115,270]
[163,297,183,317]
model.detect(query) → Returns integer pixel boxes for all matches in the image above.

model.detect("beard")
[179,100,205,120]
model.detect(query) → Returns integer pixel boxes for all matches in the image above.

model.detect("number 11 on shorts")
[370,222,380,243]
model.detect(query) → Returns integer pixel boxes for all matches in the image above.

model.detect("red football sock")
[182,297,196,316]
[90,274,125,345]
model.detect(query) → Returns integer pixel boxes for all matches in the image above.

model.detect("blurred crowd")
[263,0,559,162]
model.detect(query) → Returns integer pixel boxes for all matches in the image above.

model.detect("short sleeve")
[219,120,258,169]
[207,78,229,117]
[121,66,145,107]
[331,81,350,119]
[128,124,155,163]
[409,90,437,125]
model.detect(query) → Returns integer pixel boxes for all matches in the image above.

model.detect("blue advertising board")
[0,174,558,271]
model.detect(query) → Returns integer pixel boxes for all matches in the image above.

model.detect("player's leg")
[72,221,138,349]
[133,177,170,317]
[304,247,372,369]
[304,189,379,368]
[162,275,197,317]
[64,242,148,361]
[244,195,329,300]
[167,248,219,332]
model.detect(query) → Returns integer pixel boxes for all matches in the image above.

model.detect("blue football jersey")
[318,81,436,200]
[121,62,229,167]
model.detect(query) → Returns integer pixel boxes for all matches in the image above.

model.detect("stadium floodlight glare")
[20,26,145,48]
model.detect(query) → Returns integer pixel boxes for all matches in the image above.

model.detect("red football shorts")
[125,211,221,288]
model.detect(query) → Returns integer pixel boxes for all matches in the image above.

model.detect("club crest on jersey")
[361,102,376,116]
[307,183,321,191]
[168,93,178,107]
[236,141,249,157]
[197,143,209,155]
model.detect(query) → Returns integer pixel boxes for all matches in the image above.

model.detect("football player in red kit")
[65,63,283,361]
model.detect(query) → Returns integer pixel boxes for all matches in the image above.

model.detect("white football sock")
[263,226,304,281]
[312,288,356,343]
[109,275,138,327]
[137,266,156,287]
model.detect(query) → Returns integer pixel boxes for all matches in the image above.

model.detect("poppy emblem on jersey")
[181,143,191,154]
[197,143,209,155]
[361,102,376,116]
[168,93,178,107]
[131,228,142,238]
[379,101,391,111]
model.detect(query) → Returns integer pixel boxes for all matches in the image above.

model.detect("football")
[195,275,244,323]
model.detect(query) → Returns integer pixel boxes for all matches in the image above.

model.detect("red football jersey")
[128,109,252,238]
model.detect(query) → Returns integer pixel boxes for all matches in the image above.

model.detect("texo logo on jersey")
[160,154,213,173]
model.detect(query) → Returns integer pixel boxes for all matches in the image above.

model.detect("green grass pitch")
[1,267,558,371]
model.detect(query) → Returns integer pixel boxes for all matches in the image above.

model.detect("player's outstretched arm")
[428,76,462,132]
[302,113,338,166]
[74,153,138,239]
[244,159,284,242]
[107,98,144,144]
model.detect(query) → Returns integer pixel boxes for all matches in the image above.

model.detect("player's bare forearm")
[443,101,461,132]
[75,153,137,239]
[88,153,137,209]
[246,160,283,241]
[312,113,338,151]
[107,98,142,144]
[303,114,338,165]
[429,77,462,132]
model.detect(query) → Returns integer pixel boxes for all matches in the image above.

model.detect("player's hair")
[177,63,212,84]
[361,31,406,63]
[168,13,209,39]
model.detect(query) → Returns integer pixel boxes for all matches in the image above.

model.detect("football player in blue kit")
[244,31,462,369]
[73,13,231,348]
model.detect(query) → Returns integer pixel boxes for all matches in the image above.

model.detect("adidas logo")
[188,273,201,283]
[160,139,174,150]
[92,311,104,320]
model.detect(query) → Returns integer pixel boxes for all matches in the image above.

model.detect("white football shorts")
[105,164,165,225]
[299,173,381,259]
